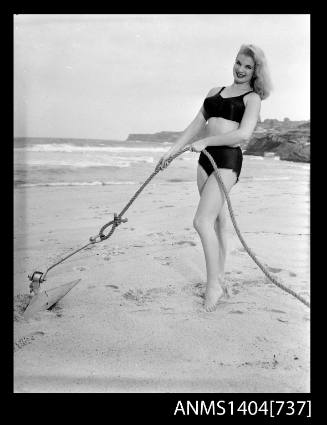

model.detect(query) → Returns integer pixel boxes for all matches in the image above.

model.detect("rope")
[93,146,190,241]
[32,145,310,309]
[41,241,92,282]
[31,147,190,289]
[201,148,310,308]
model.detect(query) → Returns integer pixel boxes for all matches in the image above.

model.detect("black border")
[9,8,315,422]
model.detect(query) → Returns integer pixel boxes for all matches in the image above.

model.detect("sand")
[13,165,310,393]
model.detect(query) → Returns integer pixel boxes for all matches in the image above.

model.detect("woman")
[157,44,272,312]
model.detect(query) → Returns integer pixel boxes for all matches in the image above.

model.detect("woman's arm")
[156,110,205,170]
[192,92,261,150]
[169,109,207,154]
[157,91,211,169]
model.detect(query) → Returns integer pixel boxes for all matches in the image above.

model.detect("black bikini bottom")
[198,146,243,182]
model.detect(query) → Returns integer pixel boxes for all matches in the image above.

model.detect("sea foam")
[14,143,168,153]
[16,181,138,188]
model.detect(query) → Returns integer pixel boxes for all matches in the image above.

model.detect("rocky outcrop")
[244,124,310,162]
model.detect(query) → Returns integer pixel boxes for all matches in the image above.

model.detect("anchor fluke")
[23,279,81,319]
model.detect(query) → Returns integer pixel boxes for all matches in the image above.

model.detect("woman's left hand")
[190,139,207,152]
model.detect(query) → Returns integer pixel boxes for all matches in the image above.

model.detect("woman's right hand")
[156,150,175,171]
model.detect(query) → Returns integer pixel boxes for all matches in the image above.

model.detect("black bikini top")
[202,86,253,123]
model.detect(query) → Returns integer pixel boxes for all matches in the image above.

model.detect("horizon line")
[13,117,311,142]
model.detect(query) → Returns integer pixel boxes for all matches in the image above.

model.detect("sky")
[14,14,310,140]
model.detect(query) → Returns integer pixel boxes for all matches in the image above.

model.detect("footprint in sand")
[123,286,176,305]
[123,289,153,305]
[175,240,197,247]
[289,271,297,277]
[182,282,205,299]
[269,309,286,314]
[277,318,288,323]
[267,266,283,273]
[109,250,125,256]
[130,309,152,313]
[238,359,278,369]
[153,256,172,266]
[160,307,175,313]
[105,284,119,290]
[14,331,45,352]
[255,336,269,342]
[73,266,88,272]
[50,303,64,317]
[228,310,244,314]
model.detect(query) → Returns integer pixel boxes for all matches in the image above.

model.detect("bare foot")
[204,281,224,312]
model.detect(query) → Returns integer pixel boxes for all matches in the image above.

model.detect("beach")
[14,139,310,393]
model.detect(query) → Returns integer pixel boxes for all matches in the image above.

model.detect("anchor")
[23,211,130,319]
[24,268,81,319]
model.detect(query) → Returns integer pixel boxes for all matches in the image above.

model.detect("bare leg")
[195,165,236,311]
[215,205,229,297]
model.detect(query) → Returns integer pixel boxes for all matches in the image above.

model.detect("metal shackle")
[28,271,45,294]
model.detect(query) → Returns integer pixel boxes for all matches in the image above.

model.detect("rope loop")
[97,213,128,241]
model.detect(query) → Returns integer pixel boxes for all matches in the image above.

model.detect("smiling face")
[233,53,255,85]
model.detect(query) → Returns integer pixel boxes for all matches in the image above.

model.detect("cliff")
[245,123,310,162]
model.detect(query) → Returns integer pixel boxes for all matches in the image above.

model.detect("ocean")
[14,137,310,188]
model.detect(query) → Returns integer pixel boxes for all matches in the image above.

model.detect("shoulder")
[206,87,222,98]
[245,91,261,102]
[244,91,261,106]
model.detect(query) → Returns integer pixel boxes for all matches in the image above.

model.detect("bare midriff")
[205,117,241,148]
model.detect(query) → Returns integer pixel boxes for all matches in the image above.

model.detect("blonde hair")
[238,44,273,100]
